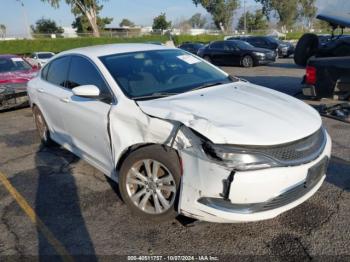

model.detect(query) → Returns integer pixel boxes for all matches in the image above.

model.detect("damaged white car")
[27,44,331,223]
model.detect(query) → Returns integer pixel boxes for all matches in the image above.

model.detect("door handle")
[60,97,70,103]
[37,88,45,93]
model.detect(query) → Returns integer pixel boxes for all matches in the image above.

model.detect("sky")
[0,0,348,37]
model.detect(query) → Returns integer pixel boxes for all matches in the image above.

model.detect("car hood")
[137,82,322,146]
[0,69,38,84]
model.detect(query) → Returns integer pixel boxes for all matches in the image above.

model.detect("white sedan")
[29,52,55,67]
[27,44,331,223]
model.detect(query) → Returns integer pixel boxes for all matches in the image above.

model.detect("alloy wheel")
[125,159,177,214]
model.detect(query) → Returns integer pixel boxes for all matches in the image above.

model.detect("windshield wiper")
[133,92,179,100]
[190,82,225,92]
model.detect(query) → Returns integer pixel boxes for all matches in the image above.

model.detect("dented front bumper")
[178,132,332,223]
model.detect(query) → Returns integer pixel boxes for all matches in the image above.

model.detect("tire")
[203,55,212,63]
[33,106,54,146]
[119,145,181,222]
[241,55,254,68]
[294,33,319,66]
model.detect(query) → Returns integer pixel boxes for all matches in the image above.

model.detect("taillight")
[306,66,316,85]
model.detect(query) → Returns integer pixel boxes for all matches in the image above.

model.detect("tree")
[119,18,135,28]
[189,13,207,28]
[192,0,239,32]
[0,24,5,38]
[255,0,299,30]
[298,0,317,29]
[237,10,268,32]
[30,18,63,34]
[72,15,112,33]
[41,0,109,37]
[152,13,172,31]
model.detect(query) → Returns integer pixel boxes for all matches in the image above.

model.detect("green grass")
[0,35,168,55]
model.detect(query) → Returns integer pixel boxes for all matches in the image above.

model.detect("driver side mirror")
[72,85,100,98]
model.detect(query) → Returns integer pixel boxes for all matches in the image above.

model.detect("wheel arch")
[115,143,182,175]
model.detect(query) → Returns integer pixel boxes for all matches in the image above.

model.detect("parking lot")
[0,58,349,260]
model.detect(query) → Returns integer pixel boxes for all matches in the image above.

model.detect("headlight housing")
[252,52,266,58]
[202,142,279,171]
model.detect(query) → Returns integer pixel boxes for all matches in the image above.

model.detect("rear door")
[59,55,114,174]
[36,56,70,142]
[209,42,225,64]
[223,42,241,65]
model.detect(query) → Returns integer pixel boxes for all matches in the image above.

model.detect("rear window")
[37,53,54,59]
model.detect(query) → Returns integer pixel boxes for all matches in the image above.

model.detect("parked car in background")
[178,42,205,54]
[294,13,350,66]
[28,43,331,223]
[0,55,39,111]
[197,40,276,67]
[227,36,294,58]
[30,52,55,67]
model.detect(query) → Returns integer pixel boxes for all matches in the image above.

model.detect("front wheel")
[119,145,181,222]
[241,55,254,68]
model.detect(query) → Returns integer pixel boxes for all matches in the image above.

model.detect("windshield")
[100,49,233,99]
[37,53,54,59]
[0,57,32,73]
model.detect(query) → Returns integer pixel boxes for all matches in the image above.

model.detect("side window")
[67,56,111,99]
[46,56,70,87]
[41,64,49,80]
[210,42,224,49]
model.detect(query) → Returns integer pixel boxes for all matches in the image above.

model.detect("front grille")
[260,128,326,165]
[229,128,326,166]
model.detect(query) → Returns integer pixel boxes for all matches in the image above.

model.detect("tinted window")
[41,64,49,80]
[67,56,110,98]
[46,56,70,86]
[38,53,54,59]
[0,57,32,73]
[210,42,224,49]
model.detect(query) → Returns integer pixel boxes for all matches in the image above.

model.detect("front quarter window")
[100,49,233,99]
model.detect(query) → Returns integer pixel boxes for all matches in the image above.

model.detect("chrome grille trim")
[222,127,327,167]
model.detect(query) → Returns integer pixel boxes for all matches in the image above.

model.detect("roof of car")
[58,43,173,58]
[0,54,20,59]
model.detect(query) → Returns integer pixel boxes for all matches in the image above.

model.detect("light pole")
[17,0,31,38]
[243,0,247,33]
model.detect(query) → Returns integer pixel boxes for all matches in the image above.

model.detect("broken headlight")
[202,142,279,171]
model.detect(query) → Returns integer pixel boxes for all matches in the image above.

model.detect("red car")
[0,54,39,111]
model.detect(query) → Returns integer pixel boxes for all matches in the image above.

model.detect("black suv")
[227,36,294,58]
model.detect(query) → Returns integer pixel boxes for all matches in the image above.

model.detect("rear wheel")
[33,106,54,146]
[119,145,181,222]
[294,33,319,66]
[241,55,254,68]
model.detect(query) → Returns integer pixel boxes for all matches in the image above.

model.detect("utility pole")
[243,0,247,33]
[18,0,31,39]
